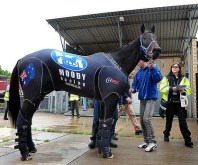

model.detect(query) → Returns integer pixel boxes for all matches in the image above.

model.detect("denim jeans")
[140,100,156,143]
[82,97,87,111]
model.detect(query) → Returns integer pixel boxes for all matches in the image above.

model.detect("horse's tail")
[9,63,20,128]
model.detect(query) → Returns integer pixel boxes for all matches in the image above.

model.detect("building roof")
[47,4,198,58]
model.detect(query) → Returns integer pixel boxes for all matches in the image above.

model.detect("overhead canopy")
[47,4,198,59]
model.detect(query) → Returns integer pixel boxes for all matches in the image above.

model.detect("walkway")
[0,110,198,164]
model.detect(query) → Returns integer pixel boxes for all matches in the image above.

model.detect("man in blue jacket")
[129,59,162,152]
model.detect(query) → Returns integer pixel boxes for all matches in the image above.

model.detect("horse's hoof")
[98,148,102,154]
[102,152,114,159]
[97,148,102,157]
[21,154,32,161]
[29,147,37,153]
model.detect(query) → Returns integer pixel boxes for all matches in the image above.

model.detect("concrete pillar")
[191,39,198,117]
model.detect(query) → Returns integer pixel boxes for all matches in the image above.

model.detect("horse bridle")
[140,32,156,59]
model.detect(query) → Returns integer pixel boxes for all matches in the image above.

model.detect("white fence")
[20,91,69,113]
[38,91,69,113]
[19,90,162,116]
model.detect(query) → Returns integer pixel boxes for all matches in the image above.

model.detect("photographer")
[159,62,193,148]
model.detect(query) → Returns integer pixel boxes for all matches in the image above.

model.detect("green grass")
[2,138,10,142]
[33,138,42,141]
[0,125,12,128]
[33,128,92,135]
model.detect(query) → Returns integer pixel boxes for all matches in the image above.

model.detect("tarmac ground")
[0,109,198,165]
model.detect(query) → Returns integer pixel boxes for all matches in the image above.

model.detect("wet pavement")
[0,109,198,164]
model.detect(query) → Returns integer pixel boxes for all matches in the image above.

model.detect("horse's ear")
[151,25,155,33]
[141,24,145,34]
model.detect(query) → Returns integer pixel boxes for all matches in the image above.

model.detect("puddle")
[51,125,78,129]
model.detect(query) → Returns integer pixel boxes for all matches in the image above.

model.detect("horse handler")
[129,60,162,152]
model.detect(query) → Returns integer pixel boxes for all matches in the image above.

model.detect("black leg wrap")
[15,125,30,159]
[96,118,114,158]
[15,111,32,161]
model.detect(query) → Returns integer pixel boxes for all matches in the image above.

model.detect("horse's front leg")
[14,100,36,161]
[27,125,37,153]
[96,95,118,159]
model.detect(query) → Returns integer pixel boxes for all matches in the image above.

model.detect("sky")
[0,0,197,72]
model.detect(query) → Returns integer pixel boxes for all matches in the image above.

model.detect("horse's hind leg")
[96,94,119,159]
[95,66,127,158]
[27,105,38,153]
[15,100,36,161]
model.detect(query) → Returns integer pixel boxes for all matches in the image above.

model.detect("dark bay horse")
[9,24,161,161]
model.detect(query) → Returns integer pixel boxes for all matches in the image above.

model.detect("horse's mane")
[108,37,141,75]
[109,40,135,53]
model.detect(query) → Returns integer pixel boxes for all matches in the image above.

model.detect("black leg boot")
[15,125,32,161]
[88,138,96,149]
[163,131,170,142]
[164,135,169,142]
[96,118,114,159]
[14,111,32,161]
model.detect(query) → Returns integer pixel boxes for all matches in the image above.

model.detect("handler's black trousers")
[163,102,192,142]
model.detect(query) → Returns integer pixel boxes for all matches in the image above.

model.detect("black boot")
[135,130,143,135]
[164,135,169,142]
[185,141,193,148]
[110,141,117,148]
[3,116,8,120]
[15,111,32,161]
[28,146,37,153]
[88,140,96,149]
[15,125,32,161]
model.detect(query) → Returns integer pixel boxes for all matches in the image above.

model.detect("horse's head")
[139,24,161,62]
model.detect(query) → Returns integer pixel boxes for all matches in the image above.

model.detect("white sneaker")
[145,143,157,152]
[138,142,148,148]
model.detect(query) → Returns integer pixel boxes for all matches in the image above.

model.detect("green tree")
[0,65,11,79]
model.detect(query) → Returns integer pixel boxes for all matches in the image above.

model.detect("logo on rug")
[105,77,120,85]
[51,50,87,71]
[20,63,35,87]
